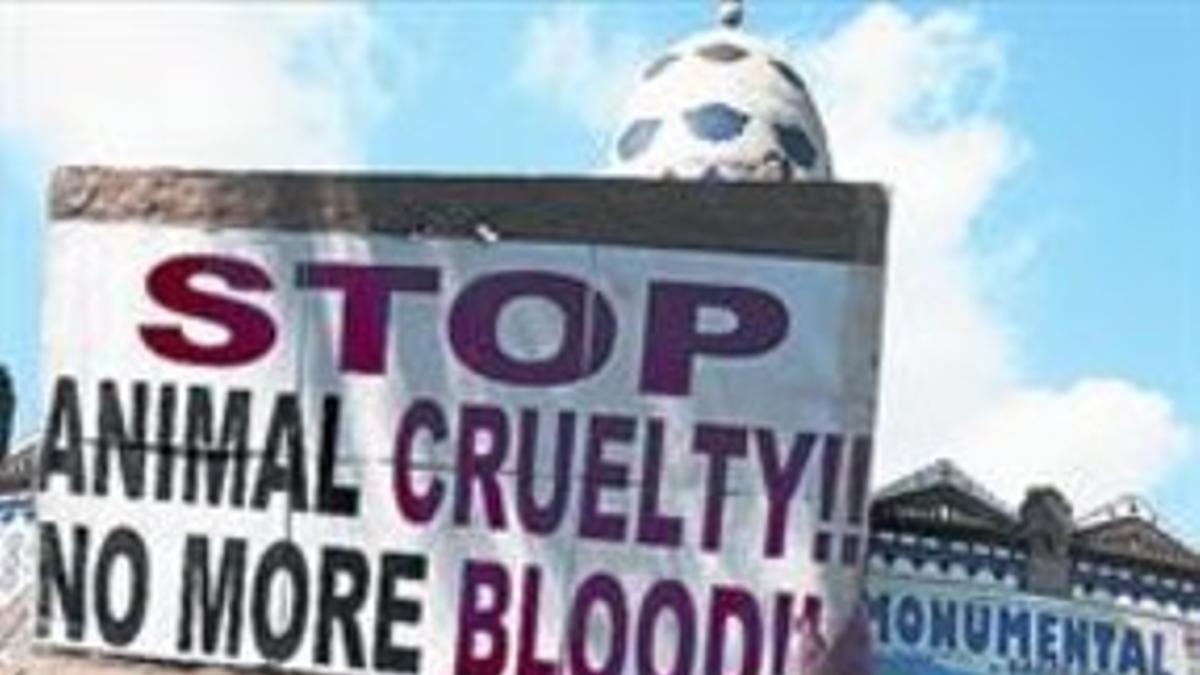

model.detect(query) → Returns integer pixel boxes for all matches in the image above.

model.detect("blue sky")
[1,2,1196,537]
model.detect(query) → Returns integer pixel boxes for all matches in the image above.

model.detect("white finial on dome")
[717,0,744,28]
[607,22,833,182]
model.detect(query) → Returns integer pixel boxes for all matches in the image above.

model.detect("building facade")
[868,460,1200,675]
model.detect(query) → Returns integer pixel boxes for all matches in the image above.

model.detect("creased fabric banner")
[38,178,885,674]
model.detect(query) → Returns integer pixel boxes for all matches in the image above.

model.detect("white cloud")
[793,5,1022,484]
[514,5,648,132]
[0,3,412,168]
[516,3,1192,509]
[796,5,1190,508]
[954,379,1188,506]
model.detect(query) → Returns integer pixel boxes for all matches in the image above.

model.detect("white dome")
[608,28,832,182]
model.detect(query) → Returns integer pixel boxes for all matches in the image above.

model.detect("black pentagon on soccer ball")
[642,53,680,80]
[684,103,749,142]
[770,59,809,94]
[773,123,817,168]
[696,42,748,63]
[616,119,662,161]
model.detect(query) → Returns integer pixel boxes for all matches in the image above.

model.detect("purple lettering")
[579,415,635,542]
[755,430,816,558]
[516,410,576,535]
[140,255,276,367]
[568,573,628,675]
[517,567,557,675]
[641,282,788,396]
[706,586,764,675]
[636,418,683,548]
[297,263,439,374]
[454,405,509,529]
[693,424,748,552]
[392,399,447,524]
[449,271,616,387]
[637,580,697,675]
[455,560,510,675]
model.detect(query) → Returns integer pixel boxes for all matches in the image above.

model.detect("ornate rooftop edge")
[871,458,1200,606]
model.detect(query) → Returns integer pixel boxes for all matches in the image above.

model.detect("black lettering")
[374,553,427,672]
[95,380,149,499]
[316,547,369,667]
[178,535,246,656]
[317,396,358,516]
[251,540,309,662]
[38,522,87,640]
[39,377,85,494]
[183,387,252,507]
[154,383,179,502]
[94,527,148,646]
[182,386,211,503]
[251,395,308,512]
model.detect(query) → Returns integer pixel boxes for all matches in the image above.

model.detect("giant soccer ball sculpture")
[609,26,832,181]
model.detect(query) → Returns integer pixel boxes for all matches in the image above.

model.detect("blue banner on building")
[869,576,1197,675]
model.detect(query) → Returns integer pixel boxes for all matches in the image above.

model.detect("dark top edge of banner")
[49,166,888,265]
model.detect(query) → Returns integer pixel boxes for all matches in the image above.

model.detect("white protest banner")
[869,573,1200,675]
[38,169,887,674]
